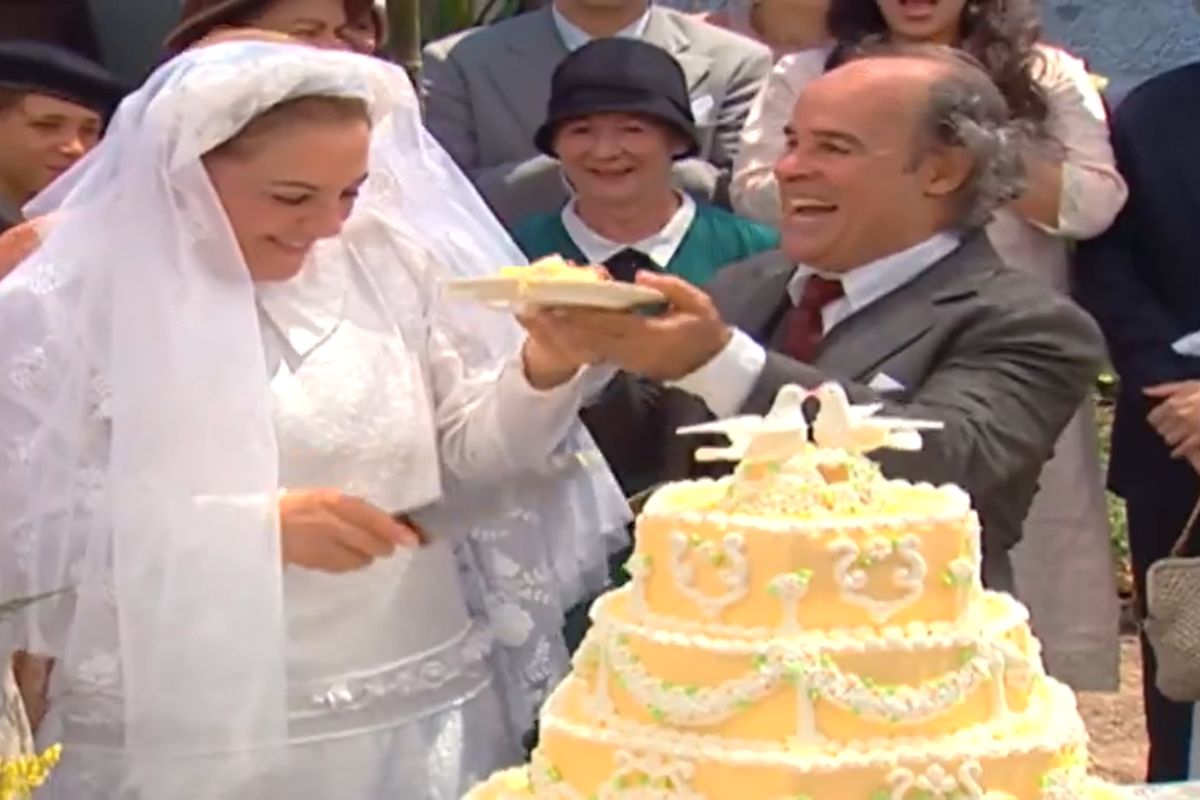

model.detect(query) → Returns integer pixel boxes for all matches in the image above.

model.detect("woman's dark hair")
[825,0,1049,127]
[165,0,376,55]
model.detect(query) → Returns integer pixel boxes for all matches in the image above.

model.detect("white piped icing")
[640,480,974,534]
[593,587,1037,660]
[593,622,1013,733]
[625,553,652,618]
[540,675,1088,774]
[829,534,928,624]
[885,761,1016,799]
[667,532,750,620]
[531,749,704,800]
[766,570,812,634]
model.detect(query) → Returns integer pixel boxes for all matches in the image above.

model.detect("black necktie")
[604,248,660,283]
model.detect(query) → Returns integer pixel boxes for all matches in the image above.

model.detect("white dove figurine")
[678,384,811,464]
[810,382,943,453]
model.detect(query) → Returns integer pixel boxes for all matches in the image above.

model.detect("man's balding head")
[774,44,1025,272]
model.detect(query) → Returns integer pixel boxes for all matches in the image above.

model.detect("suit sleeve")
[742,293,1105,501]
[1073,111,1200,389]
[420,41,567,223]
[711,44,773,170]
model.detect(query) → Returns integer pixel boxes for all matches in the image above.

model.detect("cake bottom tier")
[465,770,1125,800]
[468,676,1103,800]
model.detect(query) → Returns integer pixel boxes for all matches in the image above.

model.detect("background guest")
[728,0,1127,692]
[515,38,779,289]
[524,44,1106,597]
[514,39,779,653]
[421,0,772,226]
[700,0,829,61]
[1075,58,1200,784]
[0,40,122,232]
[0,0,380,281]
[163,0,375,54]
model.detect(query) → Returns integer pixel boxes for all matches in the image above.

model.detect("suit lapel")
[493,9,566,142]
[814,236,997,381]
[643,8,712,94]
[713,253,795,343]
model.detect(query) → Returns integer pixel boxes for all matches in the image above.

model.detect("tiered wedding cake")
[466,384,1117,799]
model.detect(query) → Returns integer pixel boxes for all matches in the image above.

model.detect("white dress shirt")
[561,193,697,268]
[552,4,652,51]
[671,233,961,417]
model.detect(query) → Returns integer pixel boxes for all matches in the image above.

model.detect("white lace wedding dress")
[34,239,596,799]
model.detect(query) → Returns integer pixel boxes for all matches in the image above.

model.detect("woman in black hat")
[513,38,778,290]
[0,41,123,233]
[515,39,779,661]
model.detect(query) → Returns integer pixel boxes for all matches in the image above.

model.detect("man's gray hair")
[841,41,1033,230]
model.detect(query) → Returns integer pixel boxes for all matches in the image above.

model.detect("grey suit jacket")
[704,235,1106,560]
[421,6,772,225]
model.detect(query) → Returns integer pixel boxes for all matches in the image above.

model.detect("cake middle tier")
[574,587,1044,744]
[632,479,983,632]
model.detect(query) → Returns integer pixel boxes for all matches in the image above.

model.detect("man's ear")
[917,144,974,200]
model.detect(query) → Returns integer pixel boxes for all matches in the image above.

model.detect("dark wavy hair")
[825,0,1049,127]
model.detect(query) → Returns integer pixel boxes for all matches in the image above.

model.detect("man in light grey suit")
[522,44,1106,590]
[421,0,771,226]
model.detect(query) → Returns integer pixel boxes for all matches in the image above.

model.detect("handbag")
[1143,495,1200,702]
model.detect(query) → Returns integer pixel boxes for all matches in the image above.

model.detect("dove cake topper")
[678,382,944,465]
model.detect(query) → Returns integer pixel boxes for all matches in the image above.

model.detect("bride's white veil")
[0,40,628,797]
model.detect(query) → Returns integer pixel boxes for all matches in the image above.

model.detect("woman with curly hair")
[730,0,1128,694]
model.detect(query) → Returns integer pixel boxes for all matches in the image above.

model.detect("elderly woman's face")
[205,114,370,282]
[875,0,968,45]
[553,112,684,210]
[247,0,354,51]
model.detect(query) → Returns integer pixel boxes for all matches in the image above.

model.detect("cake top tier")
[671,382,955,521]
[654,448,965,522]
[680,382,943,466]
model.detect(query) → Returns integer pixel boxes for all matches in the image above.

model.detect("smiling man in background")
[0,41,124,233]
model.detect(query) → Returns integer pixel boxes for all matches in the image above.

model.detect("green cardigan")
[512,202,779,286]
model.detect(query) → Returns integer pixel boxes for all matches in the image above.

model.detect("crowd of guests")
[0,0,1197,795]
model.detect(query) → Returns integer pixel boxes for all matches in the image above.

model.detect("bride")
[0,40,627,799]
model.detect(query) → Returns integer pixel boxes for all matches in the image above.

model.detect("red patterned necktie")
[783,274,844,362]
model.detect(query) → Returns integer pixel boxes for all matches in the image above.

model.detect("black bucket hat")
[534,38,700,159]
[0,41,125,120]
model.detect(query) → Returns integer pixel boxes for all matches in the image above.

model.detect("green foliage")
[425,0,475,39]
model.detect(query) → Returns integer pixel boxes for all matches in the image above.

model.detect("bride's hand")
[279,490,423,573]
[518,313,601,389]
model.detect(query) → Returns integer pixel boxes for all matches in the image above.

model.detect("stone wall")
[1041,0,1200,102]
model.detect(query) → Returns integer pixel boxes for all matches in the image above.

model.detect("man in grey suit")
[422,0,771,226]
[523,44,1105,590]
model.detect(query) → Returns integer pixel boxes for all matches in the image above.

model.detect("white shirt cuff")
[668,328,766,418]
[1173,330,1200,358]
